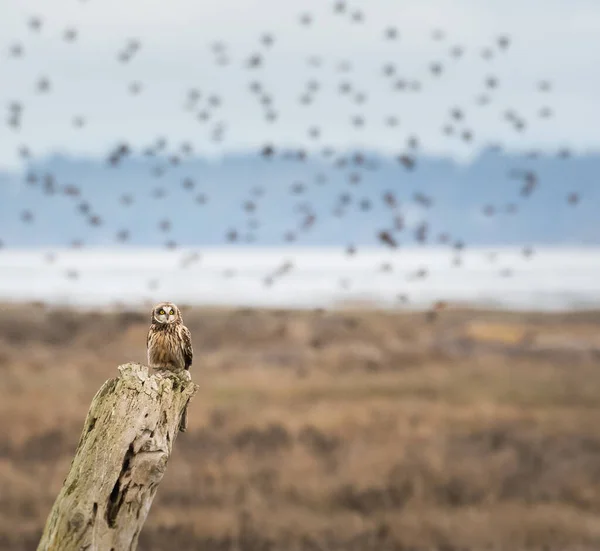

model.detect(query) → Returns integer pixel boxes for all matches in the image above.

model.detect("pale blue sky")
[1,0,599,169]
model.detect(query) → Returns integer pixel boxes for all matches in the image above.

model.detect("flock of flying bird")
[2,2,584,301]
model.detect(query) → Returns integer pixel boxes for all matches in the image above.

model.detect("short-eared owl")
[147,301,193,371]
[147,302,193,430]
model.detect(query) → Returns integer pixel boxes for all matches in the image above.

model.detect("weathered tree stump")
[37,362,198,551]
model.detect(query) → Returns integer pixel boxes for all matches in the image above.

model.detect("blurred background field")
[2,305,600,550]
[2,0,600,549]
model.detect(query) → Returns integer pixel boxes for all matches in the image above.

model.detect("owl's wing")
[146,328,151,348]
[181,325,193,370]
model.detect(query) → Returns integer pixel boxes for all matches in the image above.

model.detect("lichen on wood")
[37,362,198,551]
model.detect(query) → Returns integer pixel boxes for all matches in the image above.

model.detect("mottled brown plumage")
[147,301,193,370]
[147,301,193,431]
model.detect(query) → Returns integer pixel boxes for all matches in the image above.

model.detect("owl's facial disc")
[154,303,177,324]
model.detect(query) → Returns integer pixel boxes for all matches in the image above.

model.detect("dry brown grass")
[2,304,600,550]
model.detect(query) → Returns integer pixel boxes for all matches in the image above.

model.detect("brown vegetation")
[2,304,600,550]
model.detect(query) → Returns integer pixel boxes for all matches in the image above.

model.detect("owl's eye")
[170,309,175,315]
[159,309,165,315]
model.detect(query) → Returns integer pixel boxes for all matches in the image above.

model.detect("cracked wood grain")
[37,363,198,551]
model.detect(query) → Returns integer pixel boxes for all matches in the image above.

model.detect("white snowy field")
[0,247,599,311]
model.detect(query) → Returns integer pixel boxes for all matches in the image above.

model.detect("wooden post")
[37,362,198,551]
